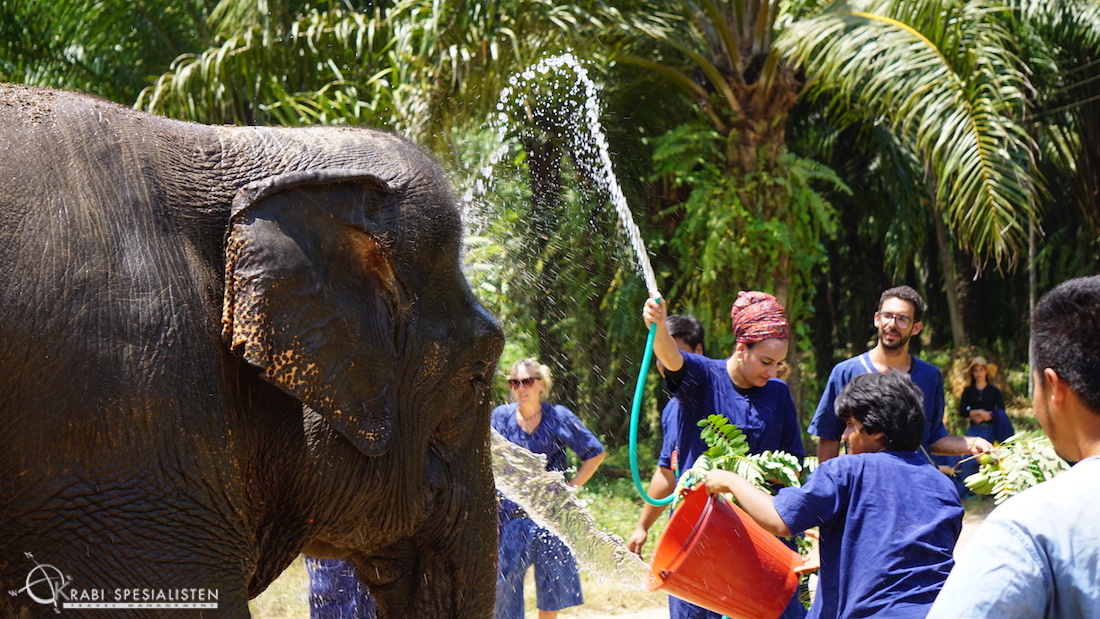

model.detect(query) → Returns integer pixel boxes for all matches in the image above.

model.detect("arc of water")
[464,53,659,296]
[491,429,650,587]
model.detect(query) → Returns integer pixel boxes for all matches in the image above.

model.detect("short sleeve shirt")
[490,402,604,474]
[928,456,1100,618]
[773,451,963,619]
[666,353,805,468]
[808,353,947,451]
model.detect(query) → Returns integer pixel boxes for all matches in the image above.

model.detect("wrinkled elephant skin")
[0,84,503,618]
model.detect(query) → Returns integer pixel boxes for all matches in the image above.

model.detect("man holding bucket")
[642,292,806,619]
[706,372,963,618]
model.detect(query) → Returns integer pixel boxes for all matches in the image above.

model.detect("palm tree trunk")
[934,210,968,347]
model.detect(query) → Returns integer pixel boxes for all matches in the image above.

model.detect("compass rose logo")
[7,552,71,614]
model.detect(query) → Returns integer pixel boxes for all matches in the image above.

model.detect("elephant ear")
[222,169,401,456]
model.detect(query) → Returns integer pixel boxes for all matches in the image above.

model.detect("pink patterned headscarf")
[730,291,789,344]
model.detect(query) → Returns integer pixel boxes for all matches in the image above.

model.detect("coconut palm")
[604,0,1069,354]
[136,0,607,157]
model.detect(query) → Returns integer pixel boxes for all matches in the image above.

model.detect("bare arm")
[626,466,677,555]
[930,435,992,457]
[642,295,685,374]
[568,451,606,488]
[817,438,841,462]
[703,470,792,538]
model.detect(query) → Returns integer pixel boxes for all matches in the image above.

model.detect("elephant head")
[217,158,506,614]
[0,84,503,618]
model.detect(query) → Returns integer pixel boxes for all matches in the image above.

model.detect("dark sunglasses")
[508,377,539,389]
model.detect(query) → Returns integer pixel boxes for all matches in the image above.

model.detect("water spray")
[470,53,671,506]
[522,55,668,507]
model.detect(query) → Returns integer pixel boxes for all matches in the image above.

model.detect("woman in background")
[958,356,1015,444]
[492,358,606,619]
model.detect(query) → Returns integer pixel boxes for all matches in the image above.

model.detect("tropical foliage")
[964,430,1069,503]
[674,414,805,511]
[4,0,1100,448]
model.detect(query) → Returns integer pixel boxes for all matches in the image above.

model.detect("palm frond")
[776,0,1041,267]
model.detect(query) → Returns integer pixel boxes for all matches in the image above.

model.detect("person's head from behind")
[667,314,705,356]
[875,285,925,352]
[835,372,926,454]
[729,291,789,388]
[508,357,552,404]
[1031,276,1100,460]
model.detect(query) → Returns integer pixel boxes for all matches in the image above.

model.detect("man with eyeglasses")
[808,286,991,463]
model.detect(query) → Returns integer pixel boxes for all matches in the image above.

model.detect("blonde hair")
[510,357,553,393]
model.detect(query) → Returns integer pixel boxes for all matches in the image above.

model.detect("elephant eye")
[467,361,493,388]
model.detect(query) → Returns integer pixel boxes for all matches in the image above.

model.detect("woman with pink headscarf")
[642,291,807,619]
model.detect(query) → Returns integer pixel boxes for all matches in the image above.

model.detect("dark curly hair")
[879,285,925,322]
[835,372,926,451]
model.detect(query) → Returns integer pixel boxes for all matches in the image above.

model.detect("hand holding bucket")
[646,485,802,619]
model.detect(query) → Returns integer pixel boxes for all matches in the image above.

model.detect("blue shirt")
[666,353,805,466]
[490,402,605,474]
[774,451,962,619]
[928,456,1100,618]
[657,399,707,477]
[808,353,947,452]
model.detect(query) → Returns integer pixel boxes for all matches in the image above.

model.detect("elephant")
[0,83,504,617]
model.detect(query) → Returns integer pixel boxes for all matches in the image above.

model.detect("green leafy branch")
[964,430,1069,504]
[673,414,803,510]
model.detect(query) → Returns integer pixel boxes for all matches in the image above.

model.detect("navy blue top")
[491,401,605,474]
[808,353,947,452]
[657,399,708,477]
[773,451,963,619]
[665,353,805,466]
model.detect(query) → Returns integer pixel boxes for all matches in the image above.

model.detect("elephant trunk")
[354,438,497,618]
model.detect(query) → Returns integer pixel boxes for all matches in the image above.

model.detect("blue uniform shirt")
[808,353,947,452]
[491,402,605,473]
[657,399,708,477]
[928,456,1100,618]
[666,353,805,465]
[773,451,963,619]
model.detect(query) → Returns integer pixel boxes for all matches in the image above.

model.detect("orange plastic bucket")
[647,485,802,619]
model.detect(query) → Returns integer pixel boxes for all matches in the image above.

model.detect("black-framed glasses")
[508,377,539,389]
[876,312,913,329]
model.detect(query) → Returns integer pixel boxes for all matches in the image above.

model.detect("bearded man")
[808,286,991,462]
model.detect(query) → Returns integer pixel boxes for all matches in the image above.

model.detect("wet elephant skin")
[0,84,504,618]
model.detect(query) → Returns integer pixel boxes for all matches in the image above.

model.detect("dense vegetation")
[5,0,1098,453]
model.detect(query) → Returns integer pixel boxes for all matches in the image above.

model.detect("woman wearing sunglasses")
[491,358,606,619]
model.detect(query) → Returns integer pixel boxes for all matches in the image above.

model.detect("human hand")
[702,469,739,495]
[969,408,993,424]
[626,526,648,557]
[793,529,820,574]
[966,435,993,455]
[642,293,666,329]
